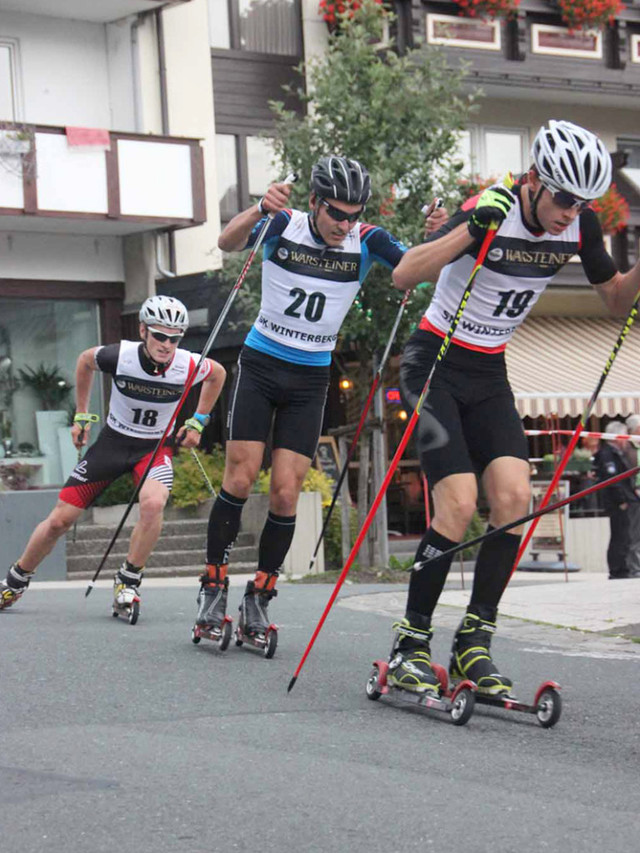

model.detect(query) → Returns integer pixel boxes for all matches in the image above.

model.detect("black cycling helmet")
[310,156,371,205]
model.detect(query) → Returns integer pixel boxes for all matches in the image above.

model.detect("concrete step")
[66,545,259,574]
[70,519,254,542]
[67,562,259,581]
[67,534,256,559]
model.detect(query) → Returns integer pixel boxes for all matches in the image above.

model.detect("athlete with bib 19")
[386,120,640,698]
[0,296,226,618]
[196,156,408,644]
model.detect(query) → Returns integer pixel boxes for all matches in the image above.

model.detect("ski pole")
[511,292,640,579]
[288,222,500,693]
[191,448,216,497]
[416,463,640,568]
[84,173,297,597]
[307,288,412,573]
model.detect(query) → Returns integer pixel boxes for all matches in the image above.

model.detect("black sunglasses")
[319,198,363,223]
[147,327,183,344]
[542,182,590,212]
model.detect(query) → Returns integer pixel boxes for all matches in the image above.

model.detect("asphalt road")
[1,582,639,853]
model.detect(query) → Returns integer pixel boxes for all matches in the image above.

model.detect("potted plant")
[556,0,624,32]
[318,0,384,33]
[591,184,630,235]
[18,364,73,484]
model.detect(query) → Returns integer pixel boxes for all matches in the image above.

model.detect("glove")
[467,185,515,244]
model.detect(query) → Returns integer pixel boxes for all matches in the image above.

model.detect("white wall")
[0,231,124,280]
[163,0,221,275]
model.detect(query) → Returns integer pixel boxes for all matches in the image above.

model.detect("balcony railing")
[0,122,206,235]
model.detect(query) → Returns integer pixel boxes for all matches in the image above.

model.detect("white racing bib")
[254,209,362,352]
[105,341,210,439]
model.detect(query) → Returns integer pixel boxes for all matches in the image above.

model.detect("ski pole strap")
[183,417,204,434]
[74,413,100,424]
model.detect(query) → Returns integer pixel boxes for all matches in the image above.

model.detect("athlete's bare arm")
[175,359,227,449]
[71,347,100,448]
[218,182,292,253]
[392,222,474,290]
[594,266,640,317]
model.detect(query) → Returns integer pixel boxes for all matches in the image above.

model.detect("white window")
[464,126,529,182]
[0,38,22,121]
[246,136,278,198]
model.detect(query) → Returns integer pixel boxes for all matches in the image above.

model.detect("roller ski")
[366,613,476,726]
[448,607,561,728]
[191,564,233,650]
[112,561,143,625]
[0,563,31,611]
[235,572,278,659]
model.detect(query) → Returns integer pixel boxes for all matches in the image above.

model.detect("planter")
[35,410,67,484]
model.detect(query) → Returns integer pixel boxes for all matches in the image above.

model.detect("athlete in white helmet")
[384,120,640,696]
[0,295,226,620]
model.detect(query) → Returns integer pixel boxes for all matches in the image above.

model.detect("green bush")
[93,445,226,508]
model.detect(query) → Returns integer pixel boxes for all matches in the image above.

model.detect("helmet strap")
[527,186,545,232]
[140,334,173,376]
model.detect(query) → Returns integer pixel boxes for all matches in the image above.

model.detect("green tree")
[223,0,476,361]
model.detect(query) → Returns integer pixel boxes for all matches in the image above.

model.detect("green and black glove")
[467,184,515,244]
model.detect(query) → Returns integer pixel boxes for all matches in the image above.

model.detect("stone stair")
[66,518,258,579]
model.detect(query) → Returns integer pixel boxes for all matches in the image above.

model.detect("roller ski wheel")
[366,660,476,726]
[191,615,233,651]
[234,622,278,658]
[461,679,562,728]
[111,589,141,626]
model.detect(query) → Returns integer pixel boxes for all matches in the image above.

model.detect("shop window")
[0,299,102,486]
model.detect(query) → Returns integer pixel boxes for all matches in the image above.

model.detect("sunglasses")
[147,327,183,344]
[542,183,590,212]
[319,198,363,223]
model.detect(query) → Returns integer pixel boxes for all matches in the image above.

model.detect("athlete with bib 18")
[386,120,640,698]
[0,296,226,620]
[196,156,408,649]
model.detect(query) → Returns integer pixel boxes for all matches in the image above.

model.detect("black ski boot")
[387,611,441,695]
[196,564,229,629]
[239,579,277,638]
[0,563,31,610]
[450,606,513,696]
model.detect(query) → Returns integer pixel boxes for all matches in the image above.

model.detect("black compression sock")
[206,488,247,565]
[258,511,296,572]
[469,526,521,612]
[406,527,459,618]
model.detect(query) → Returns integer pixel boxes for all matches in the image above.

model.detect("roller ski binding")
[449,607,561,728]
[366,613,476,726]
[112,561,143,625]
[235,574,278,659]
[191,564,233,650]
[0,563,31,611]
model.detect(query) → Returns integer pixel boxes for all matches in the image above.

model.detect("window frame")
[210,0,303,59]
[0,37,24,121]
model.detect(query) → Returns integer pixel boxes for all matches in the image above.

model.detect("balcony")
[0,122,206,236]
[419,0,640,106]
[0,0,192,24]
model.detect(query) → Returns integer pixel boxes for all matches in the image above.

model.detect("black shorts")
[227,346,330,459]
[59,425,174,509]
[400,330,528,486]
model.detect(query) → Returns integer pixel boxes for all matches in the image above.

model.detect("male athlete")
[387,120,640,696]
[196,156,407,641]
[0,295,226,617]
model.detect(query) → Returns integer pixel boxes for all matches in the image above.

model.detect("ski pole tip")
[85,582,94,598]
[287,676,297,693]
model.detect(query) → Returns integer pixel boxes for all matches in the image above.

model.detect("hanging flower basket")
[318,0,383,32]
[454,0,521,20]
[591,184,630,234]
[556,0,625,32]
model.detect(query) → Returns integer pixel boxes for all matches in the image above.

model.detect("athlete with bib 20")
[197,156,407,644]
[387,120,640,697]
[0,296,226,618]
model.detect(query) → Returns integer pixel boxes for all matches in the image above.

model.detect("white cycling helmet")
[139,295,189,332]
[532,120,612,200]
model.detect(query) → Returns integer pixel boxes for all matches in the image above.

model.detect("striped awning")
[505,316,640,418]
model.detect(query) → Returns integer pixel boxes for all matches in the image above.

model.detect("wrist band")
[74,413,100,425]
[192,412,210,425]
[184,417,204,434]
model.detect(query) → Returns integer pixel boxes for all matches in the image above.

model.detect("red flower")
[591,184,629,234]
[557,0,625,31]
[454,0,520,20]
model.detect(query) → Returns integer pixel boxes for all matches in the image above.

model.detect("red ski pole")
[288,223,499,692]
